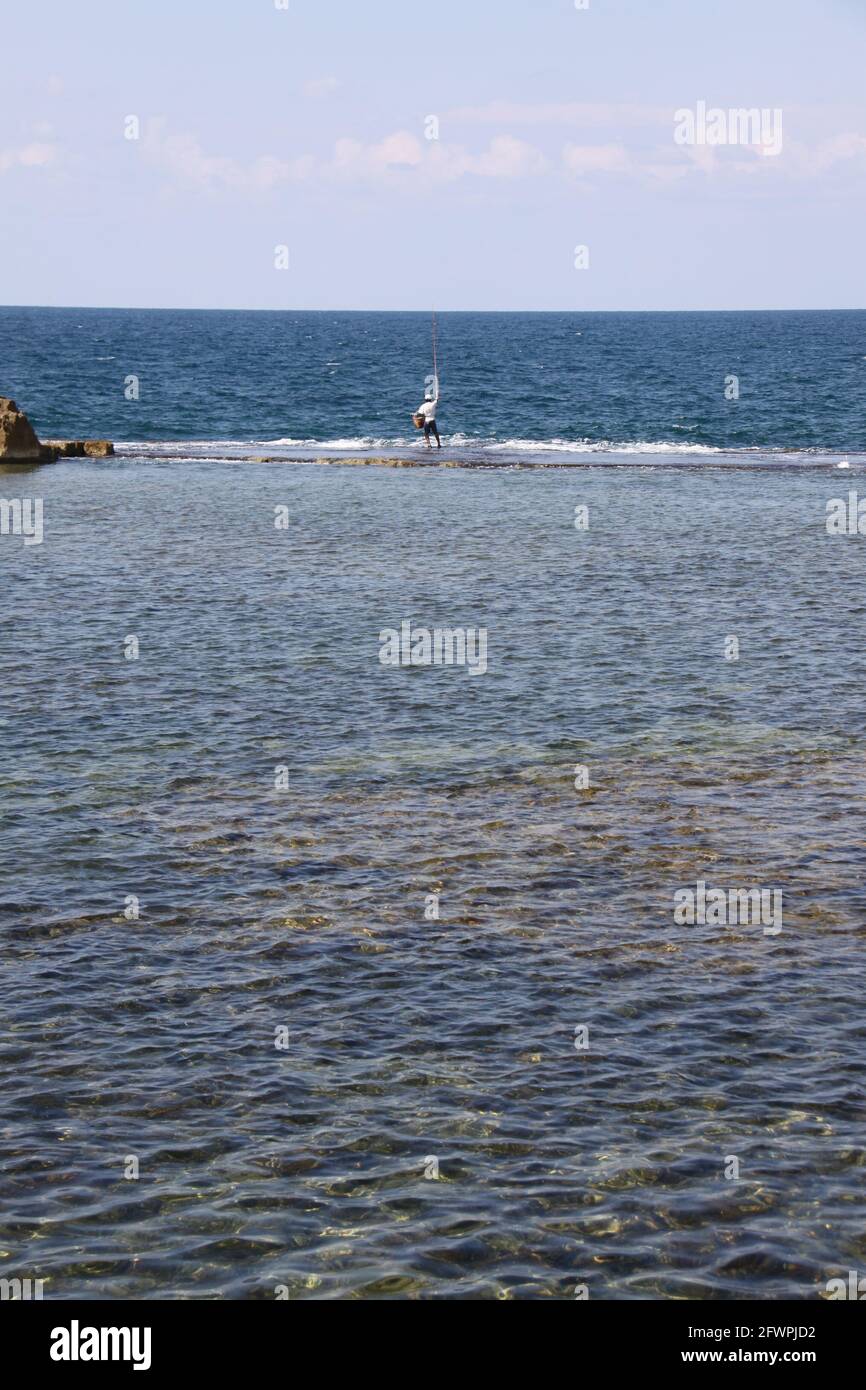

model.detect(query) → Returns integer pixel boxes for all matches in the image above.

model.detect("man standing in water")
[414,383,441,449]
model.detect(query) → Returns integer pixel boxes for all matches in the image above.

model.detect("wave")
[115,437,863,467]
[454,435,724,455]
[260,436,407,450]
[124,434,726,456]
[260,434,726,454]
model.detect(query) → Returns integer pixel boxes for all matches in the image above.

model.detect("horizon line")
[1,303,863,315]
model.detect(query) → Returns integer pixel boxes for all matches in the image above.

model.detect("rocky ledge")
[256,455,468,468]
[0,397,114,463]
[42,438,115,459]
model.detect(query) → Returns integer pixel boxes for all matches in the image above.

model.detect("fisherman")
[413,384,441,449]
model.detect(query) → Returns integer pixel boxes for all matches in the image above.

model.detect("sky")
[1,0,865,311]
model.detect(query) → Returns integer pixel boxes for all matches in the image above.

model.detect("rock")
[0,397,42,461]
[1,398,115,464]
[43,440,86,457]
[41,439,115,459]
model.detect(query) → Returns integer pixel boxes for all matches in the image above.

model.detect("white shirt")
[417,397,439,421]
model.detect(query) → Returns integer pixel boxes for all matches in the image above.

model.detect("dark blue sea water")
[2,308,866,1301]
[1,307,864,459]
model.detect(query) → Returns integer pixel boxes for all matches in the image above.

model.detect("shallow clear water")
[1,454,865,1299]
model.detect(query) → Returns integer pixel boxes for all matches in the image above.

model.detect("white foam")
[115,436,858,464]
[153,434,724,456]
[450,435,723,455]
[258,437,419,450]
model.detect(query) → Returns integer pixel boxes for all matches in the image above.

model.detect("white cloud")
[460,135,549,178]
[561,130,866,183]
[134,117,866,197]
[562,143,632,176]
[784,132,866,175]
[325,132,547,182]
[330,130,424,177]
[390,135,549,182]
[449,101,669,128]
[142,121,305,190]
[0,142,57,174]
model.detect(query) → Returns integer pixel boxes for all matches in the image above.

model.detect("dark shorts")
[423,419,438,436]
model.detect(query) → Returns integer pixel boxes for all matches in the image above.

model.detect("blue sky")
[2,0,865,310]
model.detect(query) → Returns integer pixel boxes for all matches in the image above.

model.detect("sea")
[1,306,865,1300]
